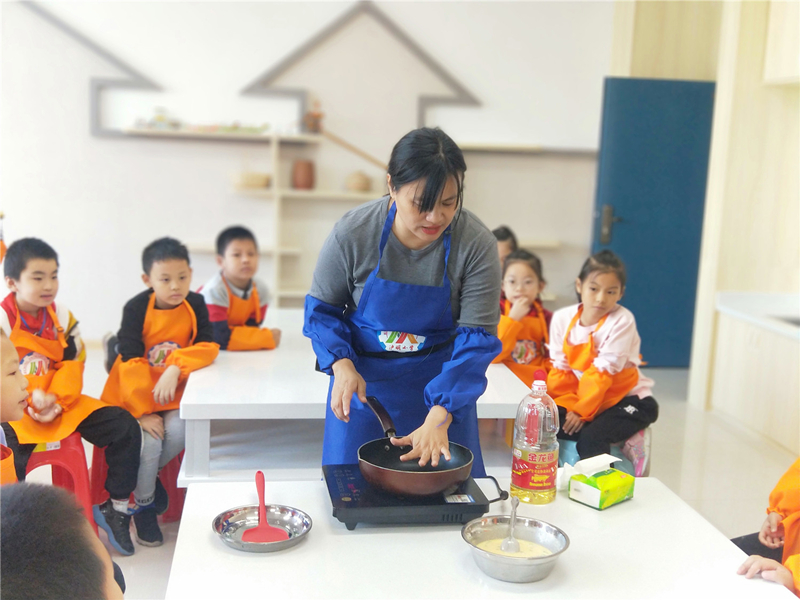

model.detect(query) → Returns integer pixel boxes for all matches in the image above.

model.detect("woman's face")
[388,174,459,250]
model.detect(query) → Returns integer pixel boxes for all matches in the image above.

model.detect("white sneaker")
[622,428,651,477]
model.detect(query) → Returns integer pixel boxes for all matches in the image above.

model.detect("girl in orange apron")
[546,250,657,463]
[493,249,552,387]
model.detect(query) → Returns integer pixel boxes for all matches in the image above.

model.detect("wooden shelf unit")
[187,244,301,257]
[124,129,323,145]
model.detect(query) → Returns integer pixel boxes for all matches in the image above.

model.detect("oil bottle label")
[511,448,558,490]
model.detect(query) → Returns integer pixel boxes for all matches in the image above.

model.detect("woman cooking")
[303,127,501,477]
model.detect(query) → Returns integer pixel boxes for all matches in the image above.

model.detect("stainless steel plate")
[212,504,312,553]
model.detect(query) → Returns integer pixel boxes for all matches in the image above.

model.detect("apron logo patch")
[378,331,426,353]
[512,340,541,364]
[148,341,181,367]
[19,352,50,376]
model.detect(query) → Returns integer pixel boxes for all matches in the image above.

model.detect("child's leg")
[134,429,164,506]
[575,396,658,459]
[157,410,185,470]
[76,406,141,499]
[1,423,35,482]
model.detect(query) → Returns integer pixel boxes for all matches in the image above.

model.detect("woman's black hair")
[1,483,107,600]
[503,249,545,283]
[576,249,627,300]
[387,127,466,213]
[492,226,518,251]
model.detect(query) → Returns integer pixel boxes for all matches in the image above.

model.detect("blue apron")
[320,203,486,477]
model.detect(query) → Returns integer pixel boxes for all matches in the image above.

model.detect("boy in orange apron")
[493,249,552,387]
[1,238,141,555]
[547,250,657,475]
[735,458,800,596]
[0,330,29,484]
[198,226,281,351]
[102,237,219,548]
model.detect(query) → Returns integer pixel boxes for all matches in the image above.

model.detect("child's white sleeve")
[592,312,639,374]
[547,310,571,371]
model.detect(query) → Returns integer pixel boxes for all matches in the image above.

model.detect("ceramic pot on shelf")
[292,160,315,190]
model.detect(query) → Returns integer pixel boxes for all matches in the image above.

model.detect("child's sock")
[111,498,130,514]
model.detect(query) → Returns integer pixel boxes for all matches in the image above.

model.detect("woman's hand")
[330,358,366,422]
[139,413,165,440]
[562,411,584,435]
[508,298,532,322]
[758,512,785,548]
[737,556,795,592]
[153,365,181,405]
[391,405,453,467]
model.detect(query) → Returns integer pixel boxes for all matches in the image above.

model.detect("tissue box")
[568,468,634,510]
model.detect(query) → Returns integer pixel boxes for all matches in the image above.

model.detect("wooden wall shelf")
[124,129,323,145]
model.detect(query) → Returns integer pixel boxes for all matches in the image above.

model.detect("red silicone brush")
[242,470,290,543]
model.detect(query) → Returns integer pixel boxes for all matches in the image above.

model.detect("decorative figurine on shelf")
[303,101,324,134]
[292,160,315,190]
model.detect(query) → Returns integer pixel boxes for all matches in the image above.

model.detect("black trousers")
[2,406,141,499]
[730,532,784,562]
[557,395,659,459]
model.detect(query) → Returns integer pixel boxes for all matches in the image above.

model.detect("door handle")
[600,204,623,245]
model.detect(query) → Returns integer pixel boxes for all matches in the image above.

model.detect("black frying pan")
[357,396,474,496]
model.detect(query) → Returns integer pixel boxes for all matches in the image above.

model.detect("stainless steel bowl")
[212,504,312,553]
[461,515,569,583]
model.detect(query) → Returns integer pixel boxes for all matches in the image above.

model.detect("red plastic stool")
[90,447,186,523]
[26,432,97,535]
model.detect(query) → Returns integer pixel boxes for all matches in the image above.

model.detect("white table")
[165,477,792,599]
[179,309,530,484]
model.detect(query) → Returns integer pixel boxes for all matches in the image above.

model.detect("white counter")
[165,477,792,600]
[716,292,800,340]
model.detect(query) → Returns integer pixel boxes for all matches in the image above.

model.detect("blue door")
[592,77,715,367]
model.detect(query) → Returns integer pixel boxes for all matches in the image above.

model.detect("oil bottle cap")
[531,380,547,395]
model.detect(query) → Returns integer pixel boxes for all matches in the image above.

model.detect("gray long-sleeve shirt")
[308,196,500,335]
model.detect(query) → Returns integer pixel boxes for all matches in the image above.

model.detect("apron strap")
[562,305,609,356]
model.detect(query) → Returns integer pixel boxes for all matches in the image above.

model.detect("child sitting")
[102,237,219,549]
[199,225,281,350]
[1,329,29,484]
[492,249,552,386]
[492,225,518,268]
[0,238,141,555]
[735,458,799,596]
[1,482,124,600]
[547,250,657,476]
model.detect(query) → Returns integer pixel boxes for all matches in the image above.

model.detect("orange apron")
[224,276,261,327]
[0,445,17,485]
[102,293,197,419]
[494,299,551,387]
[8,303,104,444]
[223,277,276,351]
[549,305,639,421]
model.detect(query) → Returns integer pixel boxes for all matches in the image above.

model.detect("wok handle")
[483,475,510,503]
[364,396,397,438]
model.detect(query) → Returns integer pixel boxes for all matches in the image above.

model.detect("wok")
[357,396,474,496]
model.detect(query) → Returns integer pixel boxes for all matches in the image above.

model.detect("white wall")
[1,2,611,339]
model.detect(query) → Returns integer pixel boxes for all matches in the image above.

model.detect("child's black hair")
[503,249,545,283]
[142,237,190,275]
[1,483,107,600]
[3,238,58,280]
[576,249,627,300]
[216,226,258,256]
[492,226,518,251]
[387,127,466,214]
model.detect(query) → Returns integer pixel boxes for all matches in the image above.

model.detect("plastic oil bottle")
[510,370,560,504]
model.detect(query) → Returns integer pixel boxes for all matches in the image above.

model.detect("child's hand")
[562,411,584,435]
[758,512,785,548]
[153,365,181,405]
[139,413,165,440]
[737,556,795,592]
[28,402,62,423]
[271,328,282,347]
[508,298,532,322]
